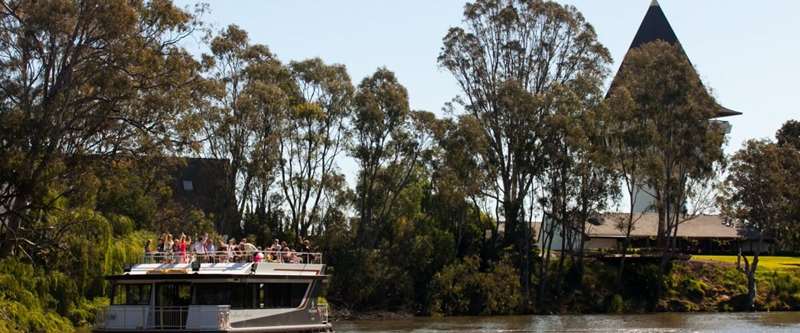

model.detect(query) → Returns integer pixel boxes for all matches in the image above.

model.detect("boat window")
[190,283,308,308]
[194,283,231,305]
[111,284,152,305]
[230,283,256,309]
[257,283,309,308]
[155,283,191,307]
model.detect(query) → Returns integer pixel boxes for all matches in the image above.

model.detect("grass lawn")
[692,255,800,271]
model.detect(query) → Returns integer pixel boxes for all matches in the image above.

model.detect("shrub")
[761,272,800,310]
[607,294,625,313]
[683,278,709,301]
[429,256,521,316]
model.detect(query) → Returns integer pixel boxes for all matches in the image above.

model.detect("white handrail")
[148,306,189,330]
[142,250,322,265]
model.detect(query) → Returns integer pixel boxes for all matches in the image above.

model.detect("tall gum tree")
[278,58,354,238]
[438,0,611,305]
[352,68,433,247]
[199,25,293,235]
[0,0,204,256]
[720,139,800,310]
[604,87,648,288]
[608,41,726,275]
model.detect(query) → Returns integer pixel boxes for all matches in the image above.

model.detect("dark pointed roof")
[612,0,741,118]
[630,0,680,50]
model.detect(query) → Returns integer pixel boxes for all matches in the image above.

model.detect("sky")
[174,0,800,184]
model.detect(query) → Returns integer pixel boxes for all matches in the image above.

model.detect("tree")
[0,0,204,257]
[774,120,800,252]
[429,115,491,257]
[608,41,726,272]
[605,87,650,287]
[199,25,293,235]
[777,120,800,151]
[277,58,354,238]
[352,68,433,247]
[720,139,800,309]
[438,0,611,305]
[538,84,617,301]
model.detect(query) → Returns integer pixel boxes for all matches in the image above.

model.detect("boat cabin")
[94,251,332,333]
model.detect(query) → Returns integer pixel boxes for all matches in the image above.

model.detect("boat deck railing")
[317,303,329,323]
[95,305,232,331]
[141,250,323,265]
[149,306,189,330]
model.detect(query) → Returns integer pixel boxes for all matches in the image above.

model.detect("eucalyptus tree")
[777,120,800,151]
[538,83,617,301]
[438,0,611,304]
[774,120,800,252]
[430,115,491,257]
[610,41,726,271]
[720,139,800,310]
[605,87,649,286]
[0,0,204,257]
[352,68,434,247]
[200,25,293,234]
[278,58,354,238]
[439,0,611,246]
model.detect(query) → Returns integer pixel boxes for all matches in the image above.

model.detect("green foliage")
[682,278,710,301]
[0,206,149,330]
[0,259,75,332]
[761,272,800,310]
[608,294,625,314]
[430,256,521,316]
[327,248,415,311]
[0,0,205,257]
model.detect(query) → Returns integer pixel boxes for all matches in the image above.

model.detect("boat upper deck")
[111,250,326,279]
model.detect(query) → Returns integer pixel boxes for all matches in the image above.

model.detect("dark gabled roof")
[611,0,741,118]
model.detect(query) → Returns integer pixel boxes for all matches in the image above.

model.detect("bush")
[69,297,110,327]
[607,294,625,313]
[682,278,709,301]
[429,256,521,316]
[761,272,800,310]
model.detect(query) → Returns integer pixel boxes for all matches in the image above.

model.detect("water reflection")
[336,312,800,332]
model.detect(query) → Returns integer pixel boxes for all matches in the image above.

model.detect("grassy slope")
[691,255,800,271]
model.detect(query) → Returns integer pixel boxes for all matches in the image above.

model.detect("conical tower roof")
[630,0,681,50]
[611,0,741,117]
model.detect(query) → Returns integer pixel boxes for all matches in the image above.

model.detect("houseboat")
[93,250,333,332]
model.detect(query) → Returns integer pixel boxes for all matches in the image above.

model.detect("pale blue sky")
[178,0,799,160]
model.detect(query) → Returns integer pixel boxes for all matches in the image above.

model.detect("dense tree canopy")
[608,41,726,266]
[0,0,203,256]
[720,138,800,309]
[2,1,799,330]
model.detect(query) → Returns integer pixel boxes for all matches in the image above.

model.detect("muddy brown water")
[335,312,800,332]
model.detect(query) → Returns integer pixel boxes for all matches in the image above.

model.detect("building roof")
[171,157,239,235]
[610,0,741,118]
[587,213,757,240]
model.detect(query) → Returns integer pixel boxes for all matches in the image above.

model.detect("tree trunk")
[617,235,631,290]
[746,267,757,310]
[736,243,742,271]
[536,217,556,311]
[745,236,762,311]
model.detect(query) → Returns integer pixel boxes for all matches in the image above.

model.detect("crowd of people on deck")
[143,233,316,264]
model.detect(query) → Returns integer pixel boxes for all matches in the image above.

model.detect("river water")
[335,312,800,332]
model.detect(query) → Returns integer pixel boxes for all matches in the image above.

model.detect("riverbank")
[329,260,800,320]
